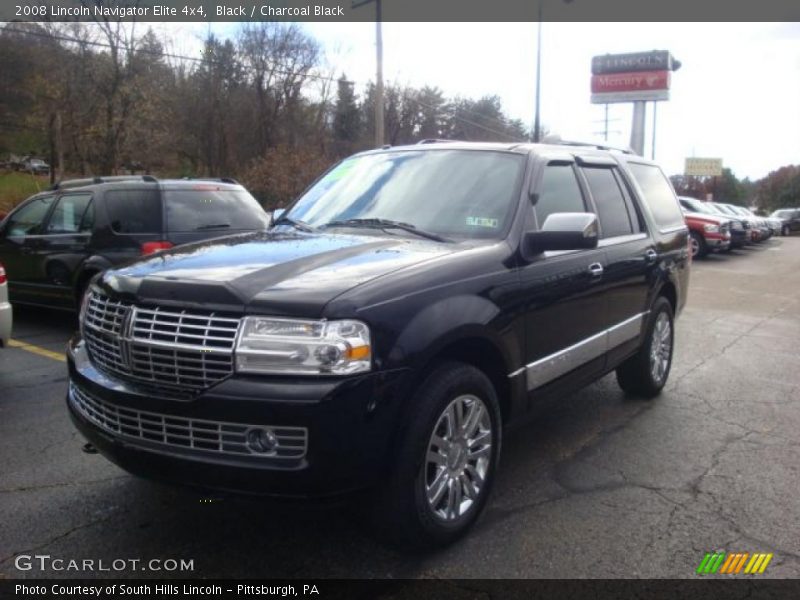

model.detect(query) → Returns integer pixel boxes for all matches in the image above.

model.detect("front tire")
[616,297,674,398]
[371,361,501,549]
[689,231,707,258]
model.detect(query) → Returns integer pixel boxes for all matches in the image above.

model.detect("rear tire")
[616,297,674,398]
[370,361,502,550]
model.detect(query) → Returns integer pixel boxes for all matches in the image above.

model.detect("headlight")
[235,317,371,375]
[703,224,720,233]
[78,285,94,333]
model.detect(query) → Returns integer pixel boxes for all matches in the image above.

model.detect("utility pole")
[353,0,384,147]
[592,109,620,140]
[533,0,573,143]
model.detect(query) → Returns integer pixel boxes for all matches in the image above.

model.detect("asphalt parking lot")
[1,238,799,580]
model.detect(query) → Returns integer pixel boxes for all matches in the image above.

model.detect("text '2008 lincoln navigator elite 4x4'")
[67,141,689,548]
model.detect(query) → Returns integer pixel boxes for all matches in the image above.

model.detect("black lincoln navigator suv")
[67,141,690,548]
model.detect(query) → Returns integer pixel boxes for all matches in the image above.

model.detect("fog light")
[246,428,279,454]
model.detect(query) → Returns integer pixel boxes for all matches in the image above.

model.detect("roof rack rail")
[182,177,240,185]
[416,139,458,145]
[51,175,157,190]
[541,134,636,155]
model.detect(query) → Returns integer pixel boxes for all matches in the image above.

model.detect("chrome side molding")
[509,312,648,391]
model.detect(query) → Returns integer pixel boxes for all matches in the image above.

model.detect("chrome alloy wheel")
[424,394,493,522]
[650,312,672,385]
[689,236,700,257]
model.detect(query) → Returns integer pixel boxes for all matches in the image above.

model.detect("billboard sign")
[685,158,723,177]
[592,50,680,75]
[591,69,670,103]
[591,70,670,94]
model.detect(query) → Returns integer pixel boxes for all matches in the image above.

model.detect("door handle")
[645,249,658,263]
[588,262,604,277]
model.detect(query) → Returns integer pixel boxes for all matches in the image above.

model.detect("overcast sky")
[171,22,800,181]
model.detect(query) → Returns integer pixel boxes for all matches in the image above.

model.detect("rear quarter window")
[626,163,685,231]
[104,190,162,234]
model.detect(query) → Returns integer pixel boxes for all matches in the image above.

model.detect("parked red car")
[681,208,732,258]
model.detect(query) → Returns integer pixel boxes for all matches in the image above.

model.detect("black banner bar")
[3,580,800,600]
[3,0,800,23]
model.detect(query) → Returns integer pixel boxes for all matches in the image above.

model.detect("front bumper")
[67,336,410,497]
[705,236,730,252]
[729,230,748,248]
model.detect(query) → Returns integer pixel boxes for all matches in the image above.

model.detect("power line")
[408,96,527,143]
[1,24,344,85]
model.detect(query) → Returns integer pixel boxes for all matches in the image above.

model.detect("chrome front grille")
[69,383,308,460]
[83,291,240,394]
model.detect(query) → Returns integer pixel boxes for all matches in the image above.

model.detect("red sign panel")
[591,70,671,94]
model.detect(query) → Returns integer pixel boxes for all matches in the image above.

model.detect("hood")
[99,229,459,317]
[683,211,729,225]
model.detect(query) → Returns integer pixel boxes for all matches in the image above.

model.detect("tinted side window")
[104,190,162,234]
[535,164,586,227]
[46,193,93,234]
[627,163,685,230]
[5,195,55,236]
[582,167,634,238]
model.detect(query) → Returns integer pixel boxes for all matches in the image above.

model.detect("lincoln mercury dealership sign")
[591,50,680,104]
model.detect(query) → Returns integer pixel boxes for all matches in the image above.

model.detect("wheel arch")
[72,256,112,303]
[656,279,677,315]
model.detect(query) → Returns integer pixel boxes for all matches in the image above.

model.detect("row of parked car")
[678,196,792,258]
[2,156,51,175]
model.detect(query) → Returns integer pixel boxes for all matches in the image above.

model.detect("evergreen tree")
[333,75,361,145]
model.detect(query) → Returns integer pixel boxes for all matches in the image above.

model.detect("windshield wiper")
[195,223,231,230]
[321,218,451,243]
[272,215,315,232]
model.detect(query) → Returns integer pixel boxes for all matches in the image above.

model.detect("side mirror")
[523,212,599,257]
[270,208,286,226]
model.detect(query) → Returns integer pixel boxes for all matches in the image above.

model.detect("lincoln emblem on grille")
[118,306,137,370]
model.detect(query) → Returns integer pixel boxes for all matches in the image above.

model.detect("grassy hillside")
[0,171,50,213]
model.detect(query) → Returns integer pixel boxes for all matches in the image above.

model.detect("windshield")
[712,204,735,216]
[705,204,727,216]
[164,189,269,232]
[681,197,713,214]
[284,150,526,240]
